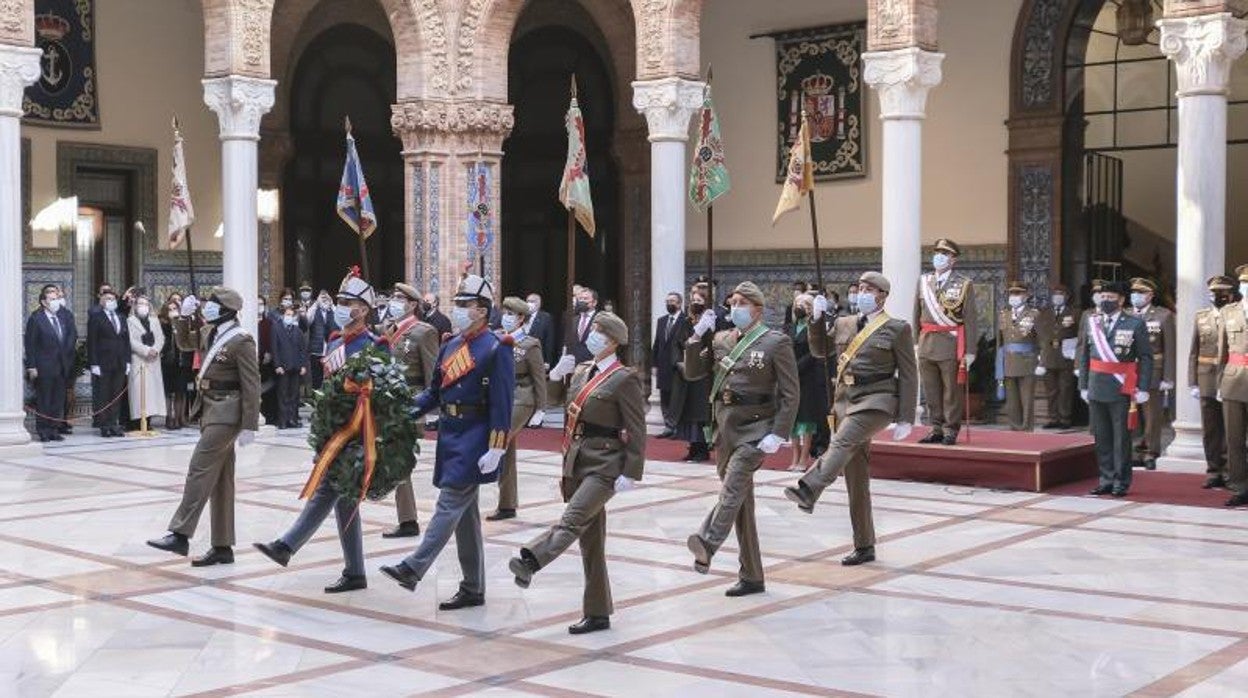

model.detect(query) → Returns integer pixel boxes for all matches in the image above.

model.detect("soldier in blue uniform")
[253,269,389,593]
[380,275,515,611]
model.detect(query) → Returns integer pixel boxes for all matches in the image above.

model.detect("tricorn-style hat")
[858,271,890,294]
[933,238,961,256]
[1090,278,1107,294]
[453,274,494,304]
[211,287,244,313]
[592,311,628,345]
[732,281,766,306]
[336,266,376,306]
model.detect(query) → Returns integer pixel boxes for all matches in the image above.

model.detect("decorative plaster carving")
[0,0,28,44]
[390,99,515,150]
[417,0,451,93]
[639,0,669,73]
[202,75,276,140]
[630,77,703,142]
[1020,0,1064,109]
[876,0,907,39]
[862,47,944,120]
[238,0,272,71]
[1018,165,1054,298]
[455,0,489,94]
[0,45,41,117]
[1159,13,1248,96]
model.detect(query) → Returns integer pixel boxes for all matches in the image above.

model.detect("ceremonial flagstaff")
[689,70,730,286]
[336,116,378,279]
[772,112,823,288]
[559,76,595,301]
[467,162,495,276]
[167,117,198,296]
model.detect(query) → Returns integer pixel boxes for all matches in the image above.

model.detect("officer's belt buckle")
[721,389,735,405]
[843,373,856,386]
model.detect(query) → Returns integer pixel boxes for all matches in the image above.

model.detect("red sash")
[562,363,625,452]
[1089,359,1139,396]
[1229,353,1248,367]
[920,323,967,385]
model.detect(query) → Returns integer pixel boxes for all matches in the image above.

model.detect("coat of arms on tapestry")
[24,0,100,128]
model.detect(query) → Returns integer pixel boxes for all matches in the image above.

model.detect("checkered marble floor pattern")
[0,429,1245,697]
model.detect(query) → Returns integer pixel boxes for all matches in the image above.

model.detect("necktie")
[588,364,599,380]
[50,313,61,341]
[108,311,119,333]
[666,315,675,340]
[857,316,867,331]
[579,313,588,337]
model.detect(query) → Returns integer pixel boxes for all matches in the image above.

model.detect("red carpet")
[1047,471,1232,508]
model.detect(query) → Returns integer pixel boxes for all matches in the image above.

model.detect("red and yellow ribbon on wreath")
[299,377,378,502]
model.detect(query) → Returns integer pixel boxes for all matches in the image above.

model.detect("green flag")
[689,84,730,211]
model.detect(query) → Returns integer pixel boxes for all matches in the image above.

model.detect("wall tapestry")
[24,0,99,128]
[773,22,865,182]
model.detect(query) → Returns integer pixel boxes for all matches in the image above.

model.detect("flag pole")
[705,66,714,290]
[346,116,371,280]
[801,112,824,291]
[566,74,578,306]
[173,116,199,297]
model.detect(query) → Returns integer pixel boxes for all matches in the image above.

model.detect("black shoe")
[783,485,814,514]
[725,580,765,597]
[324,574,367,594]
[99,428,110,438]
[941,432,959,446]
[1041,422,1061,430]
[253,540,292,567]
[841,547,876,566]
[686,535,711,574]
[486,509,516,521]
[918,431,944,444]
[1203,476,1227,490]
[1056,422,1072,430]
[191,546,234,567]
[1089,484,1113,496]
[58,425,72,434]
[1129,459,1145,470]
[682,445,698,462]
[658,429,675,439]
[438,589,485,611]
[35,433,49,443]
[1225,492,1248,508]
[568,616,610,635]
[379,562,419,591]
[1144,459,1157,471]
[1111,487,1128,498]
[49,433,64,442]
[146,532,189,556]
[509,555,539,589]
[382,520,420,538]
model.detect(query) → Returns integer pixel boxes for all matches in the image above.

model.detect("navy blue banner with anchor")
[24,0,99,128]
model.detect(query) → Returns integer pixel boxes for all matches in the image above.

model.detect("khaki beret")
[211,286,244,313]
[858,271,890,294]
[1007,280,1030,294]
[592,311,628,345]
[392,283,421,302]
[732,281,766,306]
[1236,264,1248,283]
[933,238,961,256]
[501,296,530,316]
[1208,275,1235,291]
[1130,277,1158,294]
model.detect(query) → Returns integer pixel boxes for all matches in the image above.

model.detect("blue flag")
[466,162,494,254]
[336,122,377,240]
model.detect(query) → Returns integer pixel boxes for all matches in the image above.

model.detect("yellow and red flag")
[772,112,814,225]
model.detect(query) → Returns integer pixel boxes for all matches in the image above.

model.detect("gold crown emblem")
[801,72,834,96]
[35,13,69,41]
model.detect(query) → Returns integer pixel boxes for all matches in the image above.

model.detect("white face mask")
[1008,295,1026,309]
[451,306,473,333]
[856,291,879,315]
[932,253,951,271]
[300,291,312,300]
[501,313,520,333]
[1051,294,1065,307]
[1240,283,1248,299]
[46,297,62,312]
[527,300,538,314]
[136,305,150,318]
[1092,293,1103,306]
[332,304,354,327]
[103,299,118,312]
[1130,293,1148,309]
[586,330,611,358]
[388,299,407,318]
[282,315,297,327]
[202,301,221,323]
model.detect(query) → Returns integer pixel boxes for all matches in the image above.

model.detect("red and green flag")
[689,84,730,211]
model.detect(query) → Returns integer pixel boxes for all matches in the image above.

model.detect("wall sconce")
[1116,0,1155,46]
[257,189,280,224]
[30,196,78,235]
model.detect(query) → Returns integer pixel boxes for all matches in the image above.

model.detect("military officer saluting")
[489,296,549,521]
[1080,281,1153,497]
[380,282,441,538]
[785,272,917,566]
[684,281,799,597]
[1040,284,1079,430]
[914,238,978,445]
[147,287,260,566]
[1191,276,1232,489]
[1218,265,1248,508]
[998,282,1049,432]
[508,312,644,634]
[1127,277,1175,470]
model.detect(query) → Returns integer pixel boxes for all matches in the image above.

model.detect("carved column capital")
[631,77,703,142]
[862,47,944,120]
[202,75,276,141]
[391,99,515,153]
[0,44,41,117]
[1159,12,1248,97]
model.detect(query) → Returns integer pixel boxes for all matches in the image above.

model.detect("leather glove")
[528,409,545,428]
[478,448,505,474]
[1080,389,1089,402]
[964,354,977,367]
[757,434,784,454]
[613,475,637,493]
[237,430,256,448]
[180,296,199,315]
[26,368,36,380]
[549,354,577,381]
[90,365,101,377]
[892,422,913,441]
[1134,391,1150,404]
[1190,387,1201,400]
[1159,381,1174,392]
[693,310,717,338]
[812,295,828,321]
[1034,366,1047,377]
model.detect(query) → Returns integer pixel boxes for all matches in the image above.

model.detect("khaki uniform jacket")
[1040,305,1079,370]
[192,324,260,431]
[387,318,440,390]
[998,307,1048,378]
[510,335,548,410]
[1190,307,1222,397]
[684,325,800,450]
[808,314,859,366]
[1218,303,1248,403]
[563,361,646,481]
[830,314,919,424]
[1128,305,1176,387]
[913,271,978,362]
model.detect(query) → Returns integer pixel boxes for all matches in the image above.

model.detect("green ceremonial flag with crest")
[689,84,730,211]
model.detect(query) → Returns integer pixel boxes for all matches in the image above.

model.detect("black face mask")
[1214,294,1231,309]
[665,303,679,315]
[1099,299,1121,315]
[420,302,432,315]
[574,301,589,313]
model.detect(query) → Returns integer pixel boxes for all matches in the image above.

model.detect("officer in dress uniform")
[380,282,441,539]
[1080,281,1153,497]
[253,269,388,593]
[683,281,799,597]
[508,312,644,635]
[998,281,1049,432]
[1041,284,1079,429]
[1218,265,1248,508]
[1191,276,1232,489]
[914,238,978,445]
[1126,278,1175,471]
[147,287,260,566]
[379,275,515,610]
[785,272,916,566]
[488,296,548,521]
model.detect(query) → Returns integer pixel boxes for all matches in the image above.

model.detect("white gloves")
[125,364,131,376]
[1134,391,1150,404]
[90,365,100,377]
[1218,390,1224,402]
[1074,369,1080,378]
[1034,366,1047,377]
[528,410,545,428]
[613,475,637,493]
[964,354,977,367]
[892,422,913,441]
[1190,387,1201,400]
[478,448,505,474]
[180,296,200,316]
[1159,381,1174,392]
[237,430,256,448]
[812,295,828,321]
[26,368,36,380]
[1062,348,1076,361]
[757,434,784,454]
[1080,389,1089,402]
[549,354,577,381]
[692,310,717,338]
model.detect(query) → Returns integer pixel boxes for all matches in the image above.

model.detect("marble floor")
[0,428,1244,697]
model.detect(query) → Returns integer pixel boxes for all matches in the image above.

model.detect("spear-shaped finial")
[172,115,180,135]
[570,73,578,100]
[344,115,353,135]
[706,64,713,84]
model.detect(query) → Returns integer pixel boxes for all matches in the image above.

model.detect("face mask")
[1212,293,1230,309]
[332,304,354,327]
[574,301,589,314]
[451,306,473,332]
[665,303,679,315]
[280,299,293,308]
[1092,293,1103,306]
[1130,293,1147,309]
[283,315,297,327]
[501,313,520,332]
[856,292,879,315]
[45,298,62,312]
[586,330,610,358]
[1051,294,1065,307]
[1008,295,1025,309]
[527,301,538,314]
[258,305,267,317]
[136,305,150,318]
[1099,299,1120,315]
[320,299,332,309]
[730,305,754,329]
[388,299,407,318]
[300,291,311,300]
[932,253,951,271]
[1240,283,1248,299]
[202,301,221,323]
[103,299,117,312]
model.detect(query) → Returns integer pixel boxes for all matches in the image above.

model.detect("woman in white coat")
[128,296,167,424]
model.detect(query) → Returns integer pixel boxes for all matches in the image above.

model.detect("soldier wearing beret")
[998,281,1049,432]
[684,281,800,597]
[1192,276,1232,489]
[1040,284,1079,430]
[488,296,549,521]
[914,238,978,445]
[1219,265,1248,507]
[508,312,644,634]
[147,286,260,566]
[1126,277,1175,470]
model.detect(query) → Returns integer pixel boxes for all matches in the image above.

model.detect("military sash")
[708,322,769,404]
[195,323,245,390]
[386,315,422,345]
[562,362,626,451]
[836,313,891,385]
[920,274,968,384]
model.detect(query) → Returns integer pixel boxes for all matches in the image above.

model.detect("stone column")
[632,77,702,324]
[862,47,943,320]
[1157,12,1247,469]
[203,75,276,338]
[0,45,42,451]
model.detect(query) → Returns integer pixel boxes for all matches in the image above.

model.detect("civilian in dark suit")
[422,292,452,337]
[87,288,130,437]
[306,291,337,391]
[55,285,77,433]
[272,306,309,428]
[564,287,599,362]
[525,292,558,368]
[653,292,684,437]
[24,285,77,441]
[257,297,277,426]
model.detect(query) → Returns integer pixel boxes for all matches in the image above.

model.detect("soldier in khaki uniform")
[1127,277,1176,470]
[914,238,977,445]
[1218,265,1248,507]
[508,313,644,635]
[786,272,917,566]
[998,282,1049,432]
[1041,284,1079,429]
[684,281,800,597]
[1191,276,1232,489]
[381,282,441,538]
[147,287,260,566]
[489,296,549,521]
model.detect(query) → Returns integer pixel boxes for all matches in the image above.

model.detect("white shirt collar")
[595,354,619,373]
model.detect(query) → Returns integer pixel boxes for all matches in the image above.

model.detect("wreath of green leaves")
[308,345,420,501]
